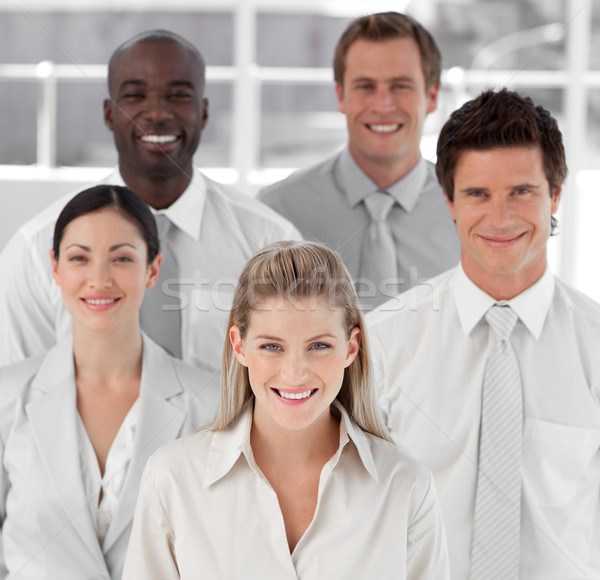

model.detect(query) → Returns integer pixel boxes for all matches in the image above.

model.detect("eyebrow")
[118,79,196,92]
[350,75,416,84]
[64,243,138,252]
[254,333,337,342]
[458,182,542,194]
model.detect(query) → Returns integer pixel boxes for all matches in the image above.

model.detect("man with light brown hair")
[259,12,458,310]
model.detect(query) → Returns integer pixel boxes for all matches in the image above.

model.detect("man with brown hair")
[368,89,600,579]
[259,12,458,310]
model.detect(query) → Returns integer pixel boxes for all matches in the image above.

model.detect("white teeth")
[141,134,177,144]
[84,299,117,305]
[368,124,400,133]
[277,389,314,400]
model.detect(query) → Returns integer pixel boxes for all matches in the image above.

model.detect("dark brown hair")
[436,89,567,203]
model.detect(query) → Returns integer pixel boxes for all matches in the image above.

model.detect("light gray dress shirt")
[367,264,600,580]
[0,169,301,371]
[123,401,451,580]
[259,148,459,310]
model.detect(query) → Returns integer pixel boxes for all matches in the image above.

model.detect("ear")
[335,83,345,114]
[146,253,162,289]
[344,326,361,368]
[201,97,209,130]
[426,82,440,115]
[550,184,562,214]
[103,98,114,131]
[445,193,456,222]
[230,325,248,367]
[50,249,61,286]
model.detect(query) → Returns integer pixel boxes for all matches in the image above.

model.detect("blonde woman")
[124,241,450,579]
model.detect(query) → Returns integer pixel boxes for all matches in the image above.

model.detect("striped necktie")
[471,303,522,579]
[139,214,182,358]
[359,189,397,309]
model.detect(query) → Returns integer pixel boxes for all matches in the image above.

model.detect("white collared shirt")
[123,401,450,579]
[0,169,301,370]
[77,400,139,543]
[367,264,600,579]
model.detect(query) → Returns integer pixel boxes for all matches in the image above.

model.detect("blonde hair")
[212,241,391,442]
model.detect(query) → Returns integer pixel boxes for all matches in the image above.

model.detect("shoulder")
[0,354,45,433]
[367,267,456,331]
[11,191,75,247]
[144,427,214,489]
[554,278,600,320]
[553,277,600,338]
[200,172,300,238]
[0,192,73,273]
[258,152,340,203]
[361,430,434,500]
[0,354,45,397]
[143,336,220,397]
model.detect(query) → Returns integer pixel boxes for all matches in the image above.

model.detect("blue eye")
[114,256,133,263]
[261,344,282,352]
[311,342,330,350]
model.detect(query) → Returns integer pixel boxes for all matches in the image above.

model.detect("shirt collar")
[334,401,379,482]
[340,148,427,212]
[204,399,380,487]
[112,167,206,242]
[454,263,555,339]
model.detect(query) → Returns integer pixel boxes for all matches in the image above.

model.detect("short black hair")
[107,29,205,95]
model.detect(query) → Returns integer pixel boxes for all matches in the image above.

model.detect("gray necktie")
[359,190,397,308]
[139,214,182,358]
[471,304,522,579]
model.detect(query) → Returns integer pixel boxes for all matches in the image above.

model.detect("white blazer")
[0,334,219,580]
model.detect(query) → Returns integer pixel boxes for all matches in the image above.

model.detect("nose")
[89,261,113,289]
[488,195,514,228]
[143,92,174,123]
[280,352,309,386]
[372,85,395,113]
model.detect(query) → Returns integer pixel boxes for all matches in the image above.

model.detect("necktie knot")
[364,190,394,222]
[485,304,518,343]
[154,213,171,242]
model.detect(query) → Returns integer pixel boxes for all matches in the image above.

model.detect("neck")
[120,164,193,210]
[462,256,547,301]
[72,324,143,386]
[250,406,340,469]
[348,145,420,190]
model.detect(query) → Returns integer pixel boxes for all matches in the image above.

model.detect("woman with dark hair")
[0,185,218,580]
[124,241,450,579]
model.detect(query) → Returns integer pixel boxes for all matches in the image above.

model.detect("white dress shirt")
[123,401,450,579]
[77,400,139,543]
[367,264,600,579]
[0,168,301,370]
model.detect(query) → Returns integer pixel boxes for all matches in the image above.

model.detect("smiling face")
[336,37,438,185]
[230,296,360,436]
[104,38,208,196]
[448,146,561,299]
[51,208,160,335]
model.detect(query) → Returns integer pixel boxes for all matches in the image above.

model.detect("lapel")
[103,335,187,552]
[25,338,106,569]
